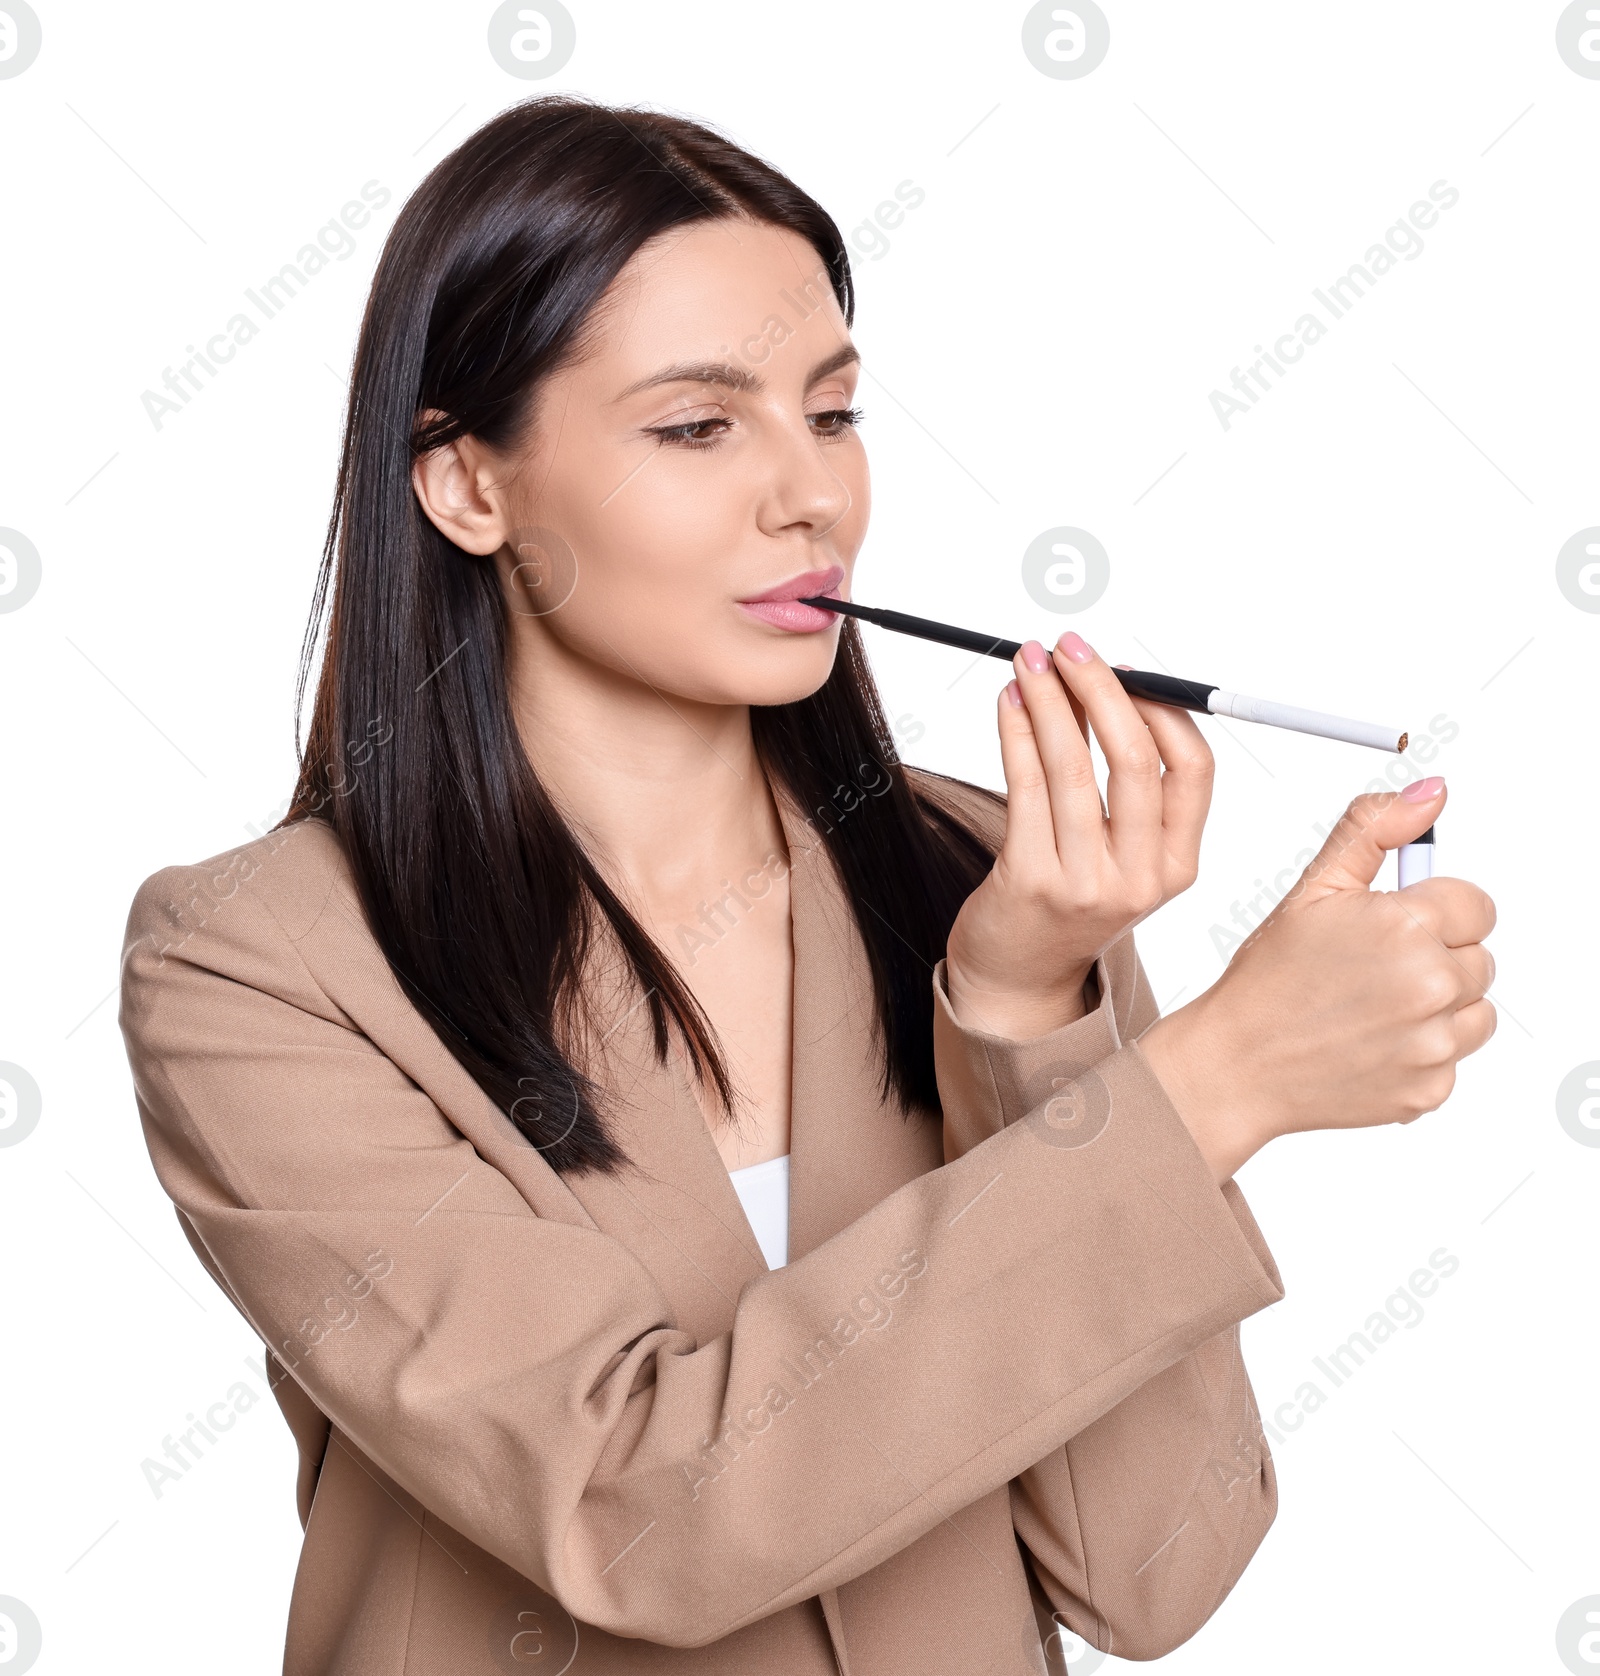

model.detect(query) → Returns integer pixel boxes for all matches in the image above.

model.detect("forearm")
[934,937,1285,1654]
[1014,1316,1278,1661]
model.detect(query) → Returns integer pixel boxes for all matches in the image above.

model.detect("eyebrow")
[617,343,861,401]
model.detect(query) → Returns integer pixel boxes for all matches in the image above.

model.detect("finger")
[1011,640,1105,860]
[1452,996,1498,1058]
[994,678,1059,874]
[1065,689,1101,816]
[1444,942,1495,1004]
[1118,677,1215,878]
[1051,632,1164,876]
[1399,877,1497,947]
[1299,784,1448,900]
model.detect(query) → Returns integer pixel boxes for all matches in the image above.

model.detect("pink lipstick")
[736,563,845,632]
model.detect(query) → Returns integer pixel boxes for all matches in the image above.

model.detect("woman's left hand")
[943,630,1214,1040]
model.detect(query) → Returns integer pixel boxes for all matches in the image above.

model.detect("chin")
[702,635,840,708]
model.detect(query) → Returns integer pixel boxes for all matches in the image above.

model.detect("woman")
[119,97,1495,1675]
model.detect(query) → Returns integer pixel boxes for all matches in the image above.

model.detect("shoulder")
[121,817,362,1003]
[904,765,1007,850]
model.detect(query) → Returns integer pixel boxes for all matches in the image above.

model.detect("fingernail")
[1057,631,1094,664]
[1401,775,1444,802]
[1005,679,1023,708]
[1021,640,1050,674]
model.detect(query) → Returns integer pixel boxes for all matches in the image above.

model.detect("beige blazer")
[118,772,1284,1676]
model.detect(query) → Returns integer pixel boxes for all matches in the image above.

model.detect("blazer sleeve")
[120,862,1282,1653]
[934,936,1282,1662]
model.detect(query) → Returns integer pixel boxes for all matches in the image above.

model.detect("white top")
[727,1153,790,1269]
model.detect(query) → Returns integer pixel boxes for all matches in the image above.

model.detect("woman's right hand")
[944,632,1216,1041]
[1139,778,1498,1182]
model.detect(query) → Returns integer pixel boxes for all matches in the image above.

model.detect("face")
[412,218,869,708]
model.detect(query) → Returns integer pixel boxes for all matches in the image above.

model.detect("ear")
[410,418,509,556]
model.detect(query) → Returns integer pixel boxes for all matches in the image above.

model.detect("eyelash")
[647,407,864,452]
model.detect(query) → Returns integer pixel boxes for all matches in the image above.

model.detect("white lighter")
[1397,824,1435,889]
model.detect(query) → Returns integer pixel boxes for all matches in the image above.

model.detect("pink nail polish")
[1021,640,1050,674]
[1005,679,1023,708]
[1401,776,1444,802]
[1057,631,1093,664]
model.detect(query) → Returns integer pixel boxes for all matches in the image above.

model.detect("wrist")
[943,958,1095,1042]
[1137,1000,1273,1185]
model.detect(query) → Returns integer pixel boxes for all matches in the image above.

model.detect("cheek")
[522,446,734,629]
[568,500,739,666]
[519,474,743,684]
[603,471,748,583]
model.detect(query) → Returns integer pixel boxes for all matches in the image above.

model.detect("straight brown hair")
[288,96,998,1174]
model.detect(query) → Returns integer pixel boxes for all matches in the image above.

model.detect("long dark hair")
[287,96,997,1175]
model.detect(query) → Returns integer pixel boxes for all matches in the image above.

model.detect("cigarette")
[1204,689,1406,754]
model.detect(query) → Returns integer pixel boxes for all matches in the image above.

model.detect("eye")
[808,406,864,439]
[647,416,733,450]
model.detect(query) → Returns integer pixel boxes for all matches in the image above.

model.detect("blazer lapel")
[279,800,941,1335]
[779,795,944,1263]
[559,789,943,1326]
[550,788,946,1317]
[556,979,769,1346]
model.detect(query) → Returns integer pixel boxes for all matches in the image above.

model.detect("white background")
[2,3,1597,1672]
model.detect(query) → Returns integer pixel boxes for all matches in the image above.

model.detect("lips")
[736,564,845,634]
[738,564,845,605]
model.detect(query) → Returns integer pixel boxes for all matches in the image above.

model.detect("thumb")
[1292,778,1446,901]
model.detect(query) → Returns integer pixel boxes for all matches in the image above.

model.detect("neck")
[507,631,787,916]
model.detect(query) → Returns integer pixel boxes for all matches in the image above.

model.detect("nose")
[753,410,855,543]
